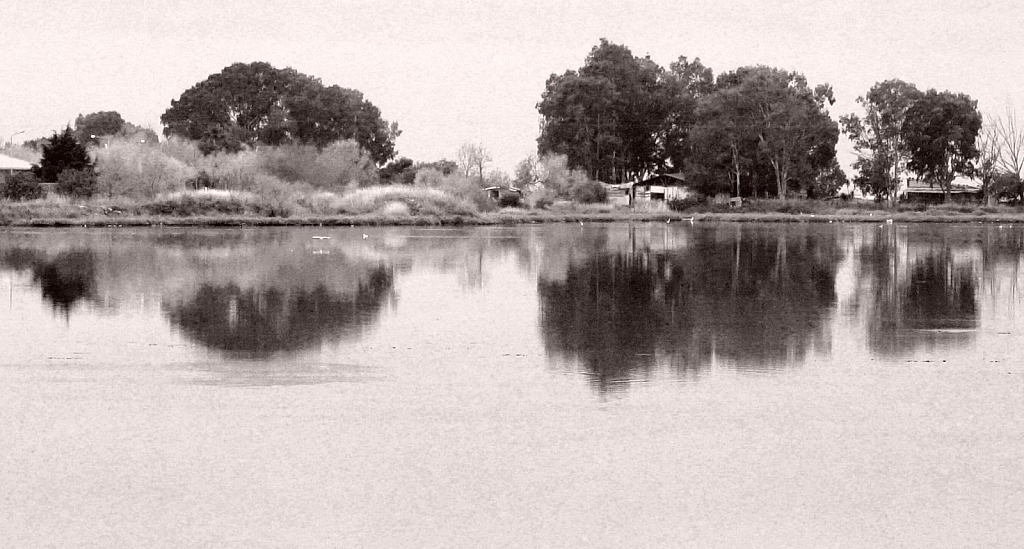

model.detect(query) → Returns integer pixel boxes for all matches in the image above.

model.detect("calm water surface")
[1,223,1022,548]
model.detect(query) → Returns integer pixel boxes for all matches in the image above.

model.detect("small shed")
[901,177,983,204]
[484,186,523,205]
[629,173,693,206]
[604,183,630,207]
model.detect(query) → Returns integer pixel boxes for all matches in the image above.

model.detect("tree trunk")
[771,159,787,201]
[731,144,741,198]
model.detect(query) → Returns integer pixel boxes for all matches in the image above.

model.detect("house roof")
[906,176,981,190]
[637,172,687,186]
[0,154,34,171]
[905,187,983,194]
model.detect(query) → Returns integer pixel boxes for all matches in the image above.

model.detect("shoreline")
[5,209,1024,228]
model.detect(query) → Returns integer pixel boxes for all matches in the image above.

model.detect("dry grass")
[142,190,282,217]
[335,186,478,216]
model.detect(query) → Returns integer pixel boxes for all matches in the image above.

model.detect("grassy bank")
[4,193,1024,227]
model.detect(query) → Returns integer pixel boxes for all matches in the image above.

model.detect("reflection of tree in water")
[859,236,978,356]
[539,227,841,390]
[165,266,394,357]
[0,248,96,314]
[903,255,977,330]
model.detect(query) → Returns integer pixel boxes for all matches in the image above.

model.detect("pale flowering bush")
[94,140,195,198]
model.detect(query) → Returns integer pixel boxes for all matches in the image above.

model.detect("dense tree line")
[842,81,985,202]
[537,39,840,199]
[537,40,1000,204]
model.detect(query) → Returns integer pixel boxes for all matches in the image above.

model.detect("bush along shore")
[4,190,1024,227]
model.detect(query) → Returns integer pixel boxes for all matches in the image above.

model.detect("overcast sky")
[2,0,1022,172]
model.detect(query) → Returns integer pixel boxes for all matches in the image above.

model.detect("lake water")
[1,222,1022,548]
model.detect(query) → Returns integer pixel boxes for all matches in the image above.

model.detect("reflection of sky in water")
[1,224,1024,389]
[4,224,1024,549]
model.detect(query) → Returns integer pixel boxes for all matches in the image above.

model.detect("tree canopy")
[840,80,922,201]
[33,127,93,183]
[903,89,982,197]
[160,62,400,164]
[74,110,160,148]
[685,66,839,199]
[536,41,839,197]
[74,111,125,145]
[537,39,678,183]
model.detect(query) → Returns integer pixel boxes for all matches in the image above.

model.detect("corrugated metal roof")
[637,173,687,185]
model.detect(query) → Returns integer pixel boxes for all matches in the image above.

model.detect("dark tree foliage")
[720,67,838,199]
[416,159,458,176]
[537,39,683,183]
[809,158,849,199]
[33,127,93,183]
[903,89,983,200]
[686,66,838,199]
[536,42,839,196]
[379,157,415,184]
[840,79,923,202]
[56,169,97,198]
[118,122,160,147]
[687,80,761,197]
[1,172,45,201]
[22,137,47,151]
[161,62,400,164]
[991,172,1023,202]
[655,56,715,172]
[74,111,126,145]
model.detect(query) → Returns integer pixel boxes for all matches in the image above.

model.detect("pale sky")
[2,0,1022,173]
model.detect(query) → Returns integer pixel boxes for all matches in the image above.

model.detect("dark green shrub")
[497,190,522,207]
[143,193,249,216]
[526,187,557,209]
[567,179,607,204]
[667,196,703,212]
[34,126,93,182]
[57,169,97,199]
[895,202,928,212]
[187,170,218,190]
[1,172,45,201]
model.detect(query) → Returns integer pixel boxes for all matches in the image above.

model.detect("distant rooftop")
[0,153,34,171]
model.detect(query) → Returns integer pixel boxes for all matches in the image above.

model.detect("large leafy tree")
[74,111,125,146]
[840,79,923,202]
[653,56,715,173]
[537,39,679,183]
[687,66,838,199]
[161,62,400,164]
[734,67,838,200]
[902,89,982,200]
[687,82,760,197]
[33,127,93,182]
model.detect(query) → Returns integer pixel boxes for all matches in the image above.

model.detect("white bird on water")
[312,236,330,240]
[363,234,368,239]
